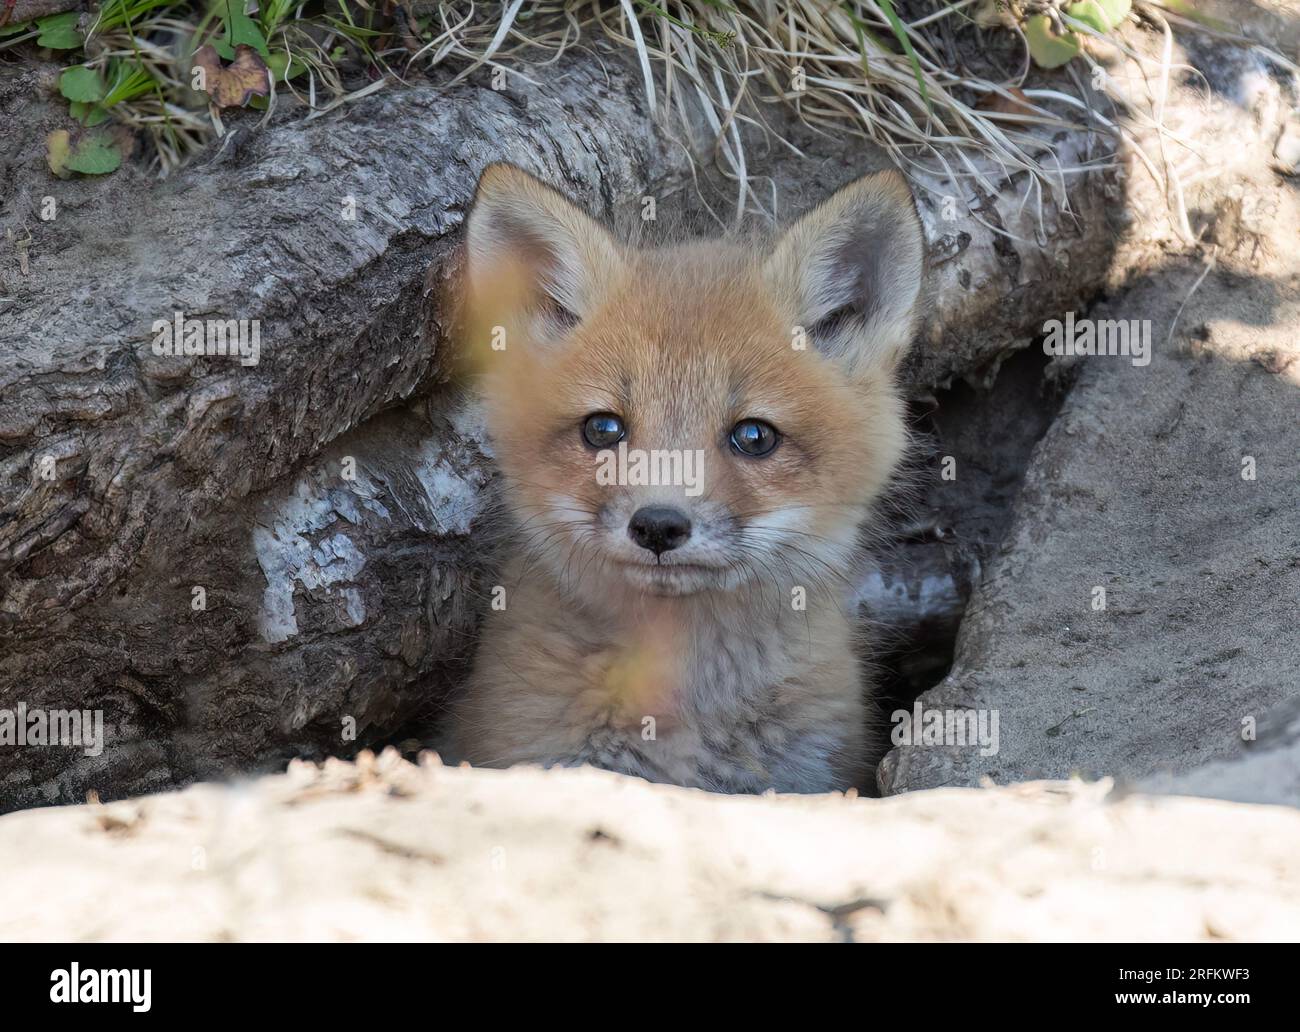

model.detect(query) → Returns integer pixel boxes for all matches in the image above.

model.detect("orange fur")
[442,163,925,793]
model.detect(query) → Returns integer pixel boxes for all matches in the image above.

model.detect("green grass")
[6,0,1293,202]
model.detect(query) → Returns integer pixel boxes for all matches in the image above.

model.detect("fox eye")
[730,418,780,457]
[582,412,626,449]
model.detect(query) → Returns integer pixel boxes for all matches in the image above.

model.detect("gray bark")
[1,47,680,808]
[5,0,82,25]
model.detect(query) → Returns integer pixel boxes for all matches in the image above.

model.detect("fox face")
[462,164,925,608]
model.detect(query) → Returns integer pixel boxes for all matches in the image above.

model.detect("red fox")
[442,163,925,793]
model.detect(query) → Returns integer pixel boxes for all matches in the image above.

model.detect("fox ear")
[464,163,622,335]
[765,170,925,375]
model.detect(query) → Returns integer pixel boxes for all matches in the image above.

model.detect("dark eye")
[582,412,626,449]
[730,418,780,457]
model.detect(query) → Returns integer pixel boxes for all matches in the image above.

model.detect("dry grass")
[8,0,1297,220]
[402,0,1298,230]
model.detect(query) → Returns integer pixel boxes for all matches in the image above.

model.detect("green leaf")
[877,0,930,113]
[259,0,297,35]
[1154,0,1231,32]
[1065,0,1132,34]
[36,11,82,49]
[266,50,308,83]
[102,61,155,106]
[46,126,127,177]
[69,101,111,127]
[223,0,270,58]
[63,127,125,175]
[1025,14,1081,69]
[60,66,106,103]
[838,3,873,79]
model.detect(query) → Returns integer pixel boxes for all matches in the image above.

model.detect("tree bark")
[4,0,82,25]
[1,47,683,809]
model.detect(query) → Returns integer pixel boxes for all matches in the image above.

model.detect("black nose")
[628,506,692,555]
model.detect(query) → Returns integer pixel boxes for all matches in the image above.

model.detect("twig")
[6,0,82,24]
[1165,246,1217,352]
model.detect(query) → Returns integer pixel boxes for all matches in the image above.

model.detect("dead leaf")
[46,128,71,178]
[977,87,1036,118]
[193,43,271,109]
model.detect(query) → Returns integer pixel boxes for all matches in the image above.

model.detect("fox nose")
[628,506,692,556]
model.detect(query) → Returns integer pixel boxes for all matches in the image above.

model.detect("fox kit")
[443,163,925,793]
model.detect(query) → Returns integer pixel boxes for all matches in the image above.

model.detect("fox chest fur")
[447,558,868,793]
[440,162,925,794]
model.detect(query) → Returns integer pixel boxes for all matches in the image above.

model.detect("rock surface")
[1141,698,1300,808]
[1,752,1297,942]
[879,84,1300,796]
